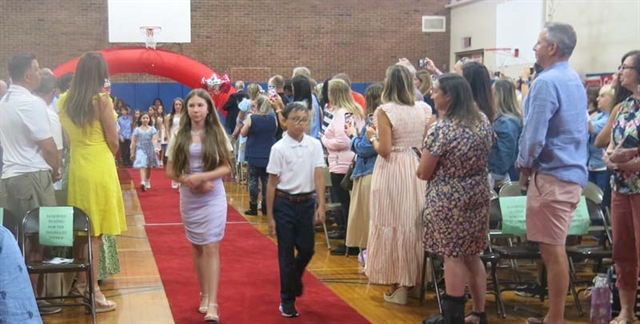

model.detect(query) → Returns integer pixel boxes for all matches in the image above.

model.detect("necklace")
[191,130,203,136]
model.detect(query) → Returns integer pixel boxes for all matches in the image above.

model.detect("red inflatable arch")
[52,47,233,114]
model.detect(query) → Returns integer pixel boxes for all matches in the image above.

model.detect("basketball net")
[485,48,518,75]
[139,26,162,49]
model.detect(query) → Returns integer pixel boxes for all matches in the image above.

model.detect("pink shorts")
[525,172,582,246]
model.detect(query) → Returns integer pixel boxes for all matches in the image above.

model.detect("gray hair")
[235,80,245,91]
[35,69,57,95]
[544,22,577,58]
[254,95,273,114]
[292,67,311,78]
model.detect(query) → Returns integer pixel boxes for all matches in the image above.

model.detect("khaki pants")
[0,170,73,309]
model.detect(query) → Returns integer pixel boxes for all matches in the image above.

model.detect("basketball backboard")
[108,0,191,43]
[495,0,542,68]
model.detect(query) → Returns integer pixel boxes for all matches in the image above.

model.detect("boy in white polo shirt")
[266,101,326,318]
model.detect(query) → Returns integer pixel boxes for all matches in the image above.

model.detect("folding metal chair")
[21,206,96,324]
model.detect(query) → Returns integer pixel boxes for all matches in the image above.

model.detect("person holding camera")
[320,79,364,255]
[603,50,640,324]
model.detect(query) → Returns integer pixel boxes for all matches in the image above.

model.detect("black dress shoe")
[330,245,359,256]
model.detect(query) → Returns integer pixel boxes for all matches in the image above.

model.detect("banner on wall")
[585,73,615,87]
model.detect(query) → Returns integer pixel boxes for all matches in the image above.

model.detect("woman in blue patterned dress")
[131,112,159,191]
[418,74,494,324]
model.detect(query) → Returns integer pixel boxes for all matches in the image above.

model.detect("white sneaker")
[171,180,179,189]
[146,180,151,189]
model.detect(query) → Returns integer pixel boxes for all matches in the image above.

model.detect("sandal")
[204,303,219,323]
[199,293,209,314]
[526,317,546,324]
[94,292,116,313]
[71,282,88,297]
[610,316,638,324]
[465,311,488,324]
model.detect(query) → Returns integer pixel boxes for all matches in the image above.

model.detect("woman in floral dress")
[418,73,494,324]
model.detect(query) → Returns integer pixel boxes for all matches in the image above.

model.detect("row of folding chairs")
[418,181,612,319]
[2,206,98,324]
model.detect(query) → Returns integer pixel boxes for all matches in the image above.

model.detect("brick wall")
[0,0,451,84]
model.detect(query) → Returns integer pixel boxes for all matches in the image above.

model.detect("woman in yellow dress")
[58,52,126,312]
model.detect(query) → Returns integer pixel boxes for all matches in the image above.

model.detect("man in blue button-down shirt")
[517,22,588,324]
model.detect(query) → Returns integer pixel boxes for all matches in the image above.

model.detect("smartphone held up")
[345,112,354,128]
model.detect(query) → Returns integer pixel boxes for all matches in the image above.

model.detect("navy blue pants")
[248,166,268,206]
[274,196,316,303]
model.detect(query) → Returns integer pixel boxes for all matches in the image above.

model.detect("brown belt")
[275,190,315,203]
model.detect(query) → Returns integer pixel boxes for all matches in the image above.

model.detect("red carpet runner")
[128,168,369,324]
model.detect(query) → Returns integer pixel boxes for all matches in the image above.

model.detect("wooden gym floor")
[41,179,593,323]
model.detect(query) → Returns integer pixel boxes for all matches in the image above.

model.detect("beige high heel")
[204,303,219,323]
[383,286,408,305]
[198,293,209,314]
[94,292,116,313]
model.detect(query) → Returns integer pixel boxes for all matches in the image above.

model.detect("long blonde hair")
[63,52,110,128]
[328,79,363,118]
[170,89,232,176]
[493,78,522,119]
[381,65,415,106]
[247,83,263,100]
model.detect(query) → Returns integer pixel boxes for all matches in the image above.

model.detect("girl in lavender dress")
[166,89,233,323]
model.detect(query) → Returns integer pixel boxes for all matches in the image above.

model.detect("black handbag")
[340,160,355,191]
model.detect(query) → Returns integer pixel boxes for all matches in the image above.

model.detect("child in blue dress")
[131,112,159,191]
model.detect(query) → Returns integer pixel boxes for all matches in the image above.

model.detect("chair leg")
[420,251,428,305]
[322,221,331,249]
[568,257,584,316]
[490,260,507,318]
[507,238,522,283]
[430,255,443,314]
[87,268,96,324]
[539,267,547,302]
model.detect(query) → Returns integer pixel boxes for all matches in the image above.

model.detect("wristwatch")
[369,136,377,142]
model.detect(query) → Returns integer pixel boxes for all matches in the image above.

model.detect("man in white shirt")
[0,55,61,315]
[34,69,64,190]
[0,56,61,227]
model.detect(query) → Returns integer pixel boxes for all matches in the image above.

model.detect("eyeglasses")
[618,64,636,71]
[289,117,308,124]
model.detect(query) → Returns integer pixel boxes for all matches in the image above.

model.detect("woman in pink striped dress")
[364,64,433,305]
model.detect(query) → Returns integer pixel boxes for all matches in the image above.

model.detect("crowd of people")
[1,20,639,324]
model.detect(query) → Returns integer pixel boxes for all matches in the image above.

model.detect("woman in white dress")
[166,98,185,188]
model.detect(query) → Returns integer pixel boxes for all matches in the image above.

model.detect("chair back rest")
[582,182,603,205]
[1,208,19,239]
[21,206,92,254]
[489,196,502,224]
[323,167,332,188]
[498,182,524,197]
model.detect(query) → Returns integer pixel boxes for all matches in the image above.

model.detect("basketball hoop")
[139,26,162,49]
[485,47,519,74]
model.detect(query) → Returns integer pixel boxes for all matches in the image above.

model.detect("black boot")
[261,202,267,215]
[423,294,466,324]
[245,203,258,216]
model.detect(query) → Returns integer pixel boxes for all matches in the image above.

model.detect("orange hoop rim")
[139,26,162,31]
[484,47,512,52]
[139,26,162,36]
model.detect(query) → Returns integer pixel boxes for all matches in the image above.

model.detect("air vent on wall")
[422,16,446,32]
